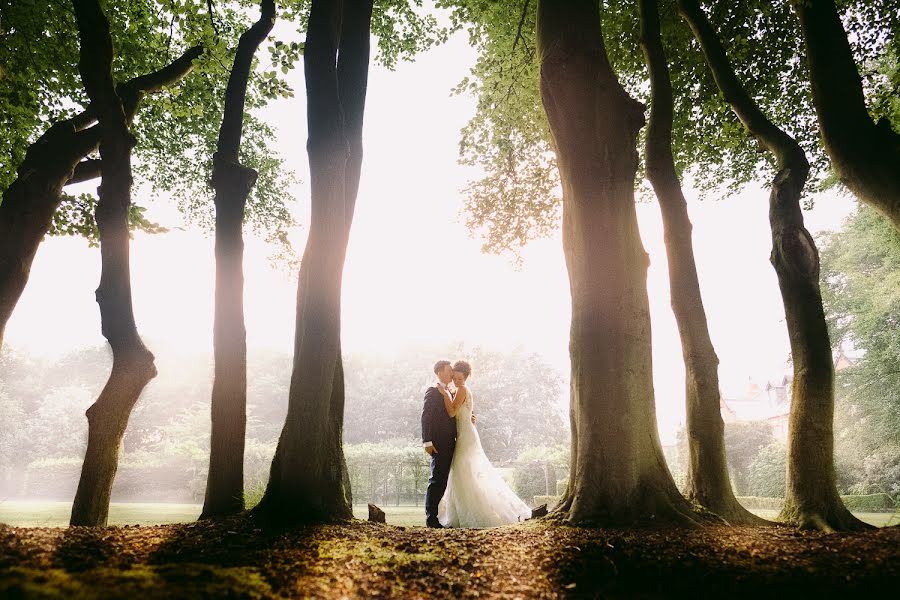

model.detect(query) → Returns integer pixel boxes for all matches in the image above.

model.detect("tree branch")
[207,0,220,37]
[63,45,203,186]
[216,0,275,163]
[676,0,807,171]
[69,159,103,184]
[512,0,531,54]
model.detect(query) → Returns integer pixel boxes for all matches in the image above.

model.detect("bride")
[436,360,533,528]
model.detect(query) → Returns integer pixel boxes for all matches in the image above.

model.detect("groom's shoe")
[426,519,444,529]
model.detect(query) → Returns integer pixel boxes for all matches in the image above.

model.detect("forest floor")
[1,516,899,599]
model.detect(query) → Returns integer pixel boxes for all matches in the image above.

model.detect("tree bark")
[200,0,276,520]
[255,0,373,524]
[790,0,900,231]
[537,0,702,527]
[69,0,157,527]
[638,0,766,526]
[0,46,201,351]
[677,0,871,531]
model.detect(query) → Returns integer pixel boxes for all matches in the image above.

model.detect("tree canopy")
[440,0,900,257]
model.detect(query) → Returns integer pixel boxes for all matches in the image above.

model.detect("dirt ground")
[1,516,898,598]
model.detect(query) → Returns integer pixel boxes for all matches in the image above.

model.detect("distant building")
[720,376,792,441]
[719,351,858,441]
[833,348,859,371]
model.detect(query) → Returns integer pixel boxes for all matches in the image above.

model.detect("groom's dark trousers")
[422,386,457,526]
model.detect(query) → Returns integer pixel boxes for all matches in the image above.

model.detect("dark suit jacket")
[421,386,457,452]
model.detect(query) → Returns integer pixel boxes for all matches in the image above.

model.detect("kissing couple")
[421,359,532,528]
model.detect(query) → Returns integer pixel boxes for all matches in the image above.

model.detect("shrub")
[513,462,549,501]
[839,493,897,511]
[746,441,786,497]
[23,457,81,499]
[532,495,560,510]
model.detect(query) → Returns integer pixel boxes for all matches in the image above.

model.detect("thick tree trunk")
[768,171,866,531]
[790,0,900,231]
[69,0,157,527]
[0,47,201,351]
[638,0,766,526]
[677,0,871,532]
[200,0,275,521]
[255,0,373,524]
[537,0,702,527]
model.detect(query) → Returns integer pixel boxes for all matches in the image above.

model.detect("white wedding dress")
[438,388,532,528]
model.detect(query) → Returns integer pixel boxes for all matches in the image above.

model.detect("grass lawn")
[751,508,899,528]
[2,500,896,528]
[0,501,203,527]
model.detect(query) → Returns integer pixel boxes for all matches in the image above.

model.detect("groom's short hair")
[433,360,451,374]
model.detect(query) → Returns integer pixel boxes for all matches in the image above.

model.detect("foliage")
[47,193,169,245]
[820,204,900,497]
[344,440,430,506]
[343,344,567,462]
[439,0,900,257]
[1,0,451,242]
[745,441,786,497]
[0,0,297,238]
[839,493,898,512]
[0,342,566,502]
[720,421,773,495]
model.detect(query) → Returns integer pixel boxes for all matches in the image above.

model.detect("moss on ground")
[1,517,898,598]
[0,564,274,599]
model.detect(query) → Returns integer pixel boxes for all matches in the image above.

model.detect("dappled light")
[1,0,898,597]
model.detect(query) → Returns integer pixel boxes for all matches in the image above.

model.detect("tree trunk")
[790,0,900,231]
[255,0,373,524]
[537,0,703,527]
[200,0,276,521]
[69,0,157,527]
[638,0,766,526]
[0,47,201,351]
[677,0,871,532]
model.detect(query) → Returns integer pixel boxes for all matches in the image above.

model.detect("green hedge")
[839,493,897,511]
[737,494,897,512]
[532,495,560,510]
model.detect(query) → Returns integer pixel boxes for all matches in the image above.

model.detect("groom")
[421,359,457,528]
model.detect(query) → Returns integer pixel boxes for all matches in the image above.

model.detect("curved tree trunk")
[0,47,201,351]
[201,0,276,520]
[677,0,871,532]
[69,0,157,527]
[790,0,900,231]
[537,0,702,527]
[638,0,766,526]
[255,0,373,524]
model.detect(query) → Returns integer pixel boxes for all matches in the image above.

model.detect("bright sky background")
[3,28,855,444]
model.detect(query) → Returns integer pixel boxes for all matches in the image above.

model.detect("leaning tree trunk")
[255,0,373,523]
[0,47,201,351]
[677,0,871,532]
[638,0,766,526]
[537,0,703,527]
[200,0,276,521]
[790,0,900,232]
[69,0,157,527]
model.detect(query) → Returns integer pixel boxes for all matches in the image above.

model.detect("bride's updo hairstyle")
[452,360,472,379]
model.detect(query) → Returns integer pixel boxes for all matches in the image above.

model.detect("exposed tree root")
[779,502,875,533]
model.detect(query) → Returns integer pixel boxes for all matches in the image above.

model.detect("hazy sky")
[3,28,855,443]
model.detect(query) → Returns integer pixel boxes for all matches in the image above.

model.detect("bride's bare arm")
[439,386,467,417]
[438,386,456,416]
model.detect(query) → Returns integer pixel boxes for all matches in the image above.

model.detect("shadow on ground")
[1,516,898,598]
